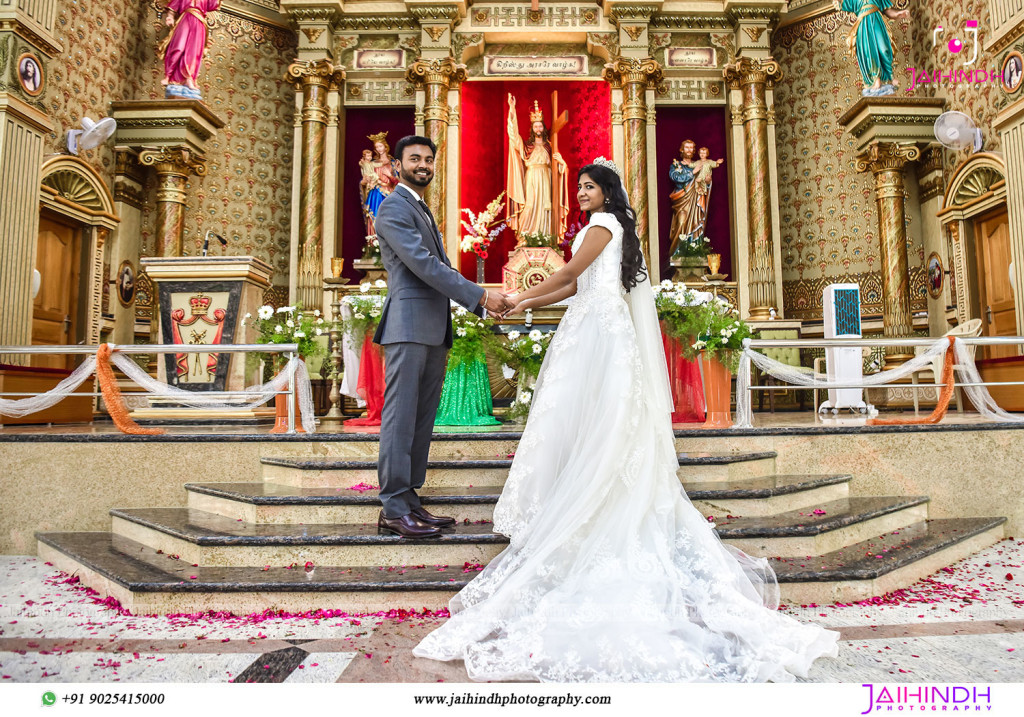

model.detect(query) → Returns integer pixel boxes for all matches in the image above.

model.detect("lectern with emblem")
[134,256,272,420]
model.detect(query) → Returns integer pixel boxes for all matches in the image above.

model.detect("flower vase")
[270,358,307,434]
[476,255,485,283]
[700,352,733,428]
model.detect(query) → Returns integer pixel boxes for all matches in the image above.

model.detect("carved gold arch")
[941,152,1007,216]
[37,155,120,347]
[937,152,1007,326]
[39,155,118,221]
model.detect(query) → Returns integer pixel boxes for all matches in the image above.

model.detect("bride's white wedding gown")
[413,212,840,682]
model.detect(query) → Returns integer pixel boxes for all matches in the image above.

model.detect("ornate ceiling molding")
[648,15,732,30]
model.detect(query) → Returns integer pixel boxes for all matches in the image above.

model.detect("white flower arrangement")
[460,192,507,259]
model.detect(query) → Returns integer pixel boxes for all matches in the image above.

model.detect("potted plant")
[244,303,326,433]
[498,328,553,422]
[679,296,751,428]
[434,307,500,426]
[339,280,388,426]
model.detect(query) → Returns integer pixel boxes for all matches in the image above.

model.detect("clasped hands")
[482,291,524,320]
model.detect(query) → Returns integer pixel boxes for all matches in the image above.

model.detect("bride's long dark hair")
[577,163,647,292]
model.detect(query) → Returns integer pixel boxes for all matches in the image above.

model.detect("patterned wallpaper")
[41,1,296,285]
[136,5,298,284]
[772,9,928,319]
[910,0,1007,171]
[43,0,148,181]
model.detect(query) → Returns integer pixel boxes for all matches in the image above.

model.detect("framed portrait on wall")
[116,260,136,307]
[1002,51,1023,94]
[927,252,944,300]
[16,53,44,97]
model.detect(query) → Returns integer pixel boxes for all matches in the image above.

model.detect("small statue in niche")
[834,0,910,96]
[159,0,221,100]
[359,132,399,259]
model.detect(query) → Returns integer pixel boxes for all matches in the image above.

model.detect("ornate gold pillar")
[139,146,208,257]
[724,57,783,320]
[856,141,922,363]
[407,57,466,233]
[603,57,663,264]
[288,59,345,310]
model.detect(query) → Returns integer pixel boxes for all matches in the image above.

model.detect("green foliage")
[519,231,559,249]
[341,280,388,348]
[448,306,495,368]
[674,234,711,258]
[243,302,327,367]
[497,328,553,422]
[653,281,751,373]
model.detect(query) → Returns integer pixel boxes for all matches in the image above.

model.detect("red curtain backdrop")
[654,106,731,280]
[340,107,415,284]
[459,80,611,283]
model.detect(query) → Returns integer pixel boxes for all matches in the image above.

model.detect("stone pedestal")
[839,98,944,364]
[135,257,273,421]
[111,101,225,258]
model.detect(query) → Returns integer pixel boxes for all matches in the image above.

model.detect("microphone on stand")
[202,230,228,256]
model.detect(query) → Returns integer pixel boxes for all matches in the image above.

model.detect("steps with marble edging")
[37,437,1007,614]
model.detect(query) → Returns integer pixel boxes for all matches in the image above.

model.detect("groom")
[372,135,511,538]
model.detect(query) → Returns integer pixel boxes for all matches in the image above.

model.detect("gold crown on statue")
[189,294,212,315]
[592,156,622,178]
[529,100,544,123]
[367,131,389,148]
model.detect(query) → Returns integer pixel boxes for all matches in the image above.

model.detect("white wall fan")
[933,111,983,153]
[65,116,117,155]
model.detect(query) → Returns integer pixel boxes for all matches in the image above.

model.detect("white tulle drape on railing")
[0,356,98,418]
[733,336,1024,429]
[109,353,316,433]
[0,346,315,433]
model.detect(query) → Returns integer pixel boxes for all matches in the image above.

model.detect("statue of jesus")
[505,94,569,244]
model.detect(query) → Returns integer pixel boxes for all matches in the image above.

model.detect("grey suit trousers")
[377,341,449,519]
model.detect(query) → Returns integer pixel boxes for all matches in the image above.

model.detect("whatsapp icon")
[42,691,57,706]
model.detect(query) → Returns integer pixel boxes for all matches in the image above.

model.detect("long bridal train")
[413,211,840,682]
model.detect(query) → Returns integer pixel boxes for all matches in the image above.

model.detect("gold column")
[407,57,467,232]
[725,58,783,320]
[288,59,345,310]
[856,141,922,363]
[139,146,208,257]
[603,57,662,263]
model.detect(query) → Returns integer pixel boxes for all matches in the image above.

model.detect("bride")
[412,158,840,682]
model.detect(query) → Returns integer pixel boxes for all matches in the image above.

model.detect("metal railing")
[0,343,302,432]
[742,336,1024,416]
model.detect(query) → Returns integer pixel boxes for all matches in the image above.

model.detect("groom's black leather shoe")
[378,510,442,538]
[411,506,456,527]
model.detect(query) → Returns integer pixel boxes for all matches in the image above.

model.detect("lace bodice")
[571,212,624,297]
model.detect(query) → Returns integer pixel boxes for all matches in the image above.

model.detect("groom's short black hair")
[395,135,436,161]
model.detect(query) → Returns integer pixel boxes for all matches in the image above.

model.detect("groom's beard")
[399,165,433,187]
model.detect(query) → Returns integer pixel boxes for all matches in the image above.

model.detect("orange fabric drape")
[868,336,956,426]
[345,332,386,426]
[95,344,164,435]
[662,329,706,423]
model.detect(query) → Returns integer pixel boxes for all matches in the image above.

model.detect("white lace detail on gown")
[412,212,840,682]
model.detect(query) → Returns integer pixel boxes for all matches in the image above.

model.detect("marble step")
[35,517,1006,615]
[771,517,1007,605]
[186,473,851,525]
[237,430,775,461]
[259,451,779,488]
[717,495,931,558]
[108,507,509,568]
[110,492,915,570]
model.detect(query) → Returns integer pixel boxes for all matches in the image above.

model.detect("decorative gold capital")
[723,57,783,90]
[602,56,663,89]
[138,146,208,178]
[855,141,922,175]
[287,59,346,91]
[406,56,468,89]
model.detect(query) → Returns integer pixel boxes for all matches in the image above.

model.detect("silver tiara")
[592,156,622,178]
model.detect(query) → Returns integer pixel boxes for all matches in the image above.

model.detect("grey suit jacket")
[372,187,485,348]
